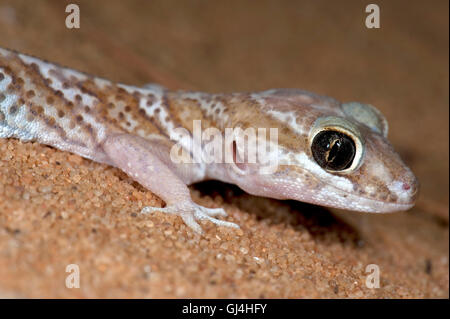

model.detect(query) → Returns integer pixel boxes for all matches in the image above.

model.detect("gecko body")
[0,47,418,233]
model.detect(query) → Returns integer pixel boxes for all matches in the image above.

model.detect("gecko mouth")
[322,178,419,213]
[344,198,416,213]
[258,167,419,213]
[326,176,419,213]
[303,187,417,213]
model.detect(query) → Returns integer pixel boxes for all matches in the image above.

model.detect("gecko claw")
[141,203,239,234]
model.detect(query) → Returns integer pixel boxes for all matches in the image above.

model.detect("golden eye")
[311,130,356,171]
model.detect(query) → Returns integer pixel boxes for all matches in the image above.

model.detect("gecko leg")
[103,133,239,234]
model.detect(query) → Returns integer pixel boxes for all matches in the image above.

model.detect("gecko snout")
[387,167,419,209]
[404,173,420,203]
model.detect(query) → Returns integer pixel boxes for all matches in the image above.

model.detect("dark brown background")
[0,0,448,298]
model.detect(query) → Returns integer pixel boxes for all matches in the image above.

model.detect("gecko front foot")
[141,202,240,234]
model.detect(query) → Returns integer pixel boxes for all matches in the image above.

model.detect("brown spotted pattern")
[0,47,243,159]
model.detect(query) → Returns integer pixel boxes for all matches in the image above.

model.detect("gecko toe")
[141,205,176,215]
[140,206,158,214]
[194,211,240,229]
[181,213,203,234]
[200,207,228,217]
[140,203,239,233]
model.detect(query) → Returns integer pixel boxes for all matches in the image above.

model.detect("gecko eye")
[309,116,365,173]
[311,130,356,171]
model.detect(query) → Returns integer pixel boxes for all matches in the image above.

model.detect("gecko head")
[223,90,419,213]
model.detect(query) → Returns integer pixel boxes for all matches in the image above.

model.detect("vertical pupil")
[311,130,356,171]
[327,138,341,163]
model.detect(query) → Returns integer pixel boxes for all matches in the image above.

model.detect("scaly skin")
[0,47,419,233]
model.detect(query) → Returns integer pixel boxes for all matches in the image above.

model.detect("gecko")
[0,47,419,233]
